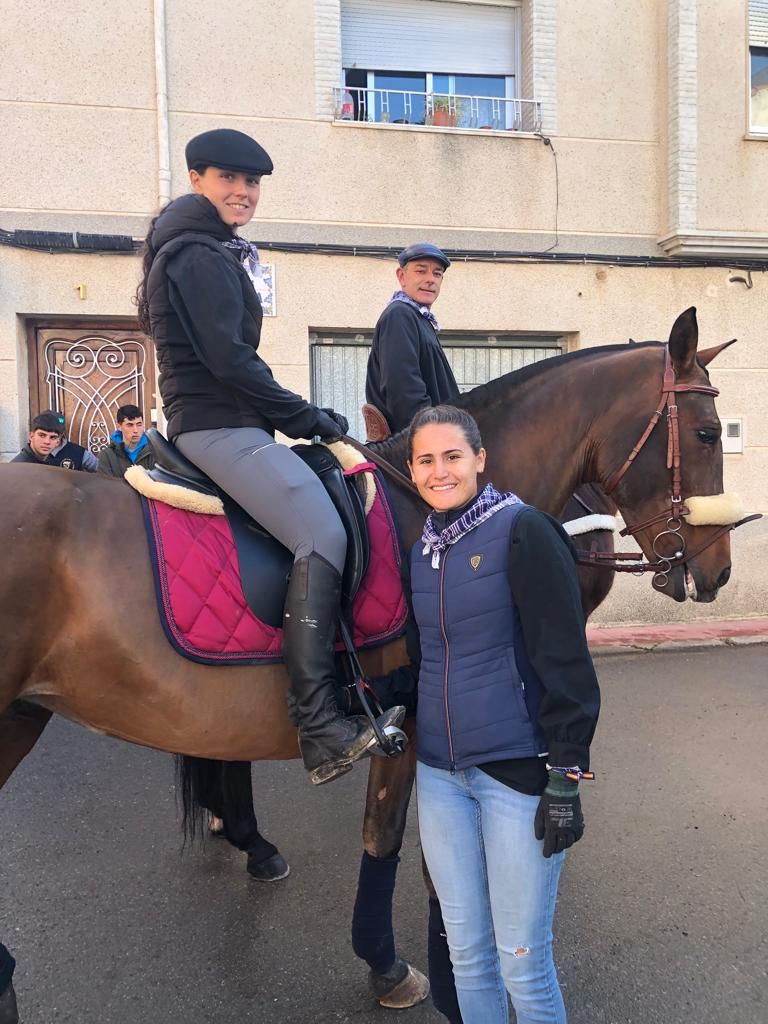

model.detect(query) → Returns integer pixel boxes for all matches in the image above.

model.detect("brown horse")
[0,309,744,1009]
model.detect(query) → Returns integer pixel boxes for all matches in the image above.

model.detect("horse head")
[600,307,738,603]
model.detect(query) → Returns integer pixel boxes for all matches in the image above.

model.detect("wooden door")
[27,321,157,454]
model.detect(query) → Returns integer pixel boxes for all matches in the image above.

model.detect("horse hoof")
[374,963,430,1010]
[247,851,290,882]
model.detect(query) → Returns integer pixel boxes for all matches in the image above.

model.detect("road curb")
[587,618,768,657]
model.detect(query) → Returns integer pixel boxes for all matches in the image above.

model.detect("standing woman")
[407,405,600,1024]
[135,129,403,785]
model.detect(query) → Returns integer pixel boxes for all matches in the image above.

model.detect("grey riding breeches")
[175,426,347,574]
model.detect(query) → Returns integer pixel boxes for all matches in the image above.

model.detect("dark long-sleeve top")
[401,503,600,796]
[365,302,460,433]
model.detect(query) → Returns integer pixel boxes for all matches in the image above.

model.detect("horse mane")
[455,340,660,410]
[368,340,663,471]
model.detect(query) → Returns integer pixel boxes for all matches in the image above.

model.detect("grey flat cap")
[398,243,451,269]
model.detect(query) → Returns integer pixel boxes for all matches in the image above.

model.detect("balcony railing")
[333,86,541,133]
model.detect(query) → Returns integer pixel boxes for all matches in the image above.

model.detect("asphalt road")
[1,645,766,1024]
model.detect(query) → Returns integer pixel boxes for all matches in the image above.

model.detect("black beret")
[398,243,450,270]
[185,129,274,175]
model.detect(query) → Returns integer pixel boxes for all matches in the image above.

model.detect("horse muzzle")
[648,492,747,602]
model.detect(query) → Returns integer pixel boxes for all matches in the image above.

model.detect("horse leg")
[175,757,289,881]
[0,700,53,790]
[219,762,289,881]
[352,724,429,1009]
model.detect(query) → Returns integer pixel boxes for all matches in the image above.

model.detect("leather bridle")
[577,345,758,586]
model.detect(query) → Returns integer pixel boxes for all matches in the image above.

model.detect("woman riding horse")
[135,128,404,786]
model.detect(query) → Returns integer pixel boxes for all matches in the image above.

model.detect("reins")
[346,436,422,498]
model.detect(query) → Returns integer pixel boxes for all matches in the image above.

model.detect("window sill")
[744,131,768,141]
[331,119,541,140]
[658,228,768,258]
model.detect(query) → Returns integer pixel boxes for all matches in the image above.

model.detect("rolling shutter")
[751,0,768,46]
[341,0,519,75]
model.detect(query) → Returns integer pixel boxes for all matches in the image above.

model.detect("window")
[751,48,768,131]
[750,1,768,132]
[336,0,538,132]
[310,331,562,440]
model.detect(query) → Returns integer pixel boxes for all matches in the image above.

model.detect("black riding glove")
[312,411,344,441]
[320,408,350,438]
[534,771,584,858]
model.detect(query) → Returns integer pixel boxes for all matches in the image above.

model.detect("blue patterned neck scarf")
[389,290,440,331]
[421,484,523,569]
[222,236,267,297]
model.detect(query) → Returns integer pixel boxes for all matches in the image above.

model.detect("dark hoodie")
[146,194,336,441]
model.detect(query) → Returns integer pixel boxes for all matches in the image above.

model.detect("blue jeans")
[417,761,566,1024]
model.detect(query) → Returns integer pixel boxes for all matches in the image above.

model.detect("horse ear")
[697,338,737,366]
[628,338,636,345]
[668,307,698,375]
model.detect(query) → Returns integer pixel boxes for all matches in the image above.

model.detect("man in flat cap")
[365,243,459,435]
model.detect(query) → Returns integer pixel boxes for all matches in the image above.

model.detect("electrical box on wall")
[721,418,743,454]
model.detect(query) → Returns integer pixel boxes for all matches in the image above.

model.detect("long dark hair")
[407,404,483,460]
[133,213,162,336]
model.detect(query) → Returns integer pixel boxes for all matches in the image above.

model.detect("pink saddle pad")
[141,471,408,664]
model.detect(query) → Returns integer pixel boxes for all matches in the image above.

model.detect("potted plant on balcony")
[430,95,458,127]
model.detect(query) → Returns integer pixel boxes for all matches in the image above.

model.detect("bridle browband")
[578,345,758,585]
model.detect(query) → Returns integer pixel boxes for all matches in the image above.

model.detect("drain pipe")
[151,0,170,432]
[153,0,171,207]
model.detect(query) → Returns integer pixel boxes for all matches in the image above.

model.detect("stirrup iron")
[337,619,408,758]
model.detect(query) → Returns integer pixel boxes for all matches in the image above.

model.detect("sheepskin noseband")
[683,493,744,526]
[562,514,618,537]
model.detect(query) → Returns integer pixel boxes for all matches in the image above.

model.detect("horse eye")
[695,429,719,446]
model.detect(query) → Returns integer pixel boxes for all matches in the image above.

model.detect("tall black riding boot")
[283,553,405,786]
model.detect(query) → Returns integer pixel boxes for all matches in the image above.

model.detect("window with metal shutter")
[310,331,561,440]
[341,0,519,76]
[750,0,768,47]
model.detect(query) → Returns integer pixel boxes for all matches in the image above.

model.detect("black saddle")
[145,429,370,628]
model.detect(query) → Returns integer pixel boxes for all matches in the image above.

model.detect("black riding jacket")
[146,194,336,441]
[365,301,460,433]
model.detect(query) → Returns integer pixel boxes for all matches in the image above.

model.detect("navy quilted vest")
[411,503,548,771]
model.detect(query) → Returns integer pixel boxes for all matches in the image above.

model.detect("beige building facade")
[1,0,766,624]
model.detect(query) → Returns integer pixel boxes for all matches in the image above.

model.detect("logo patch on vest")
[470,555,483,571]
[60,459,75,470]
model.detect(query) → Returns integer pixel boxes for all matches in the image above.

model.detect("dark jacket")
[365,301,460,433]
[98,431,155,478]
[146,194,337,441]
[410,504,600,773]
[12,441,95,471]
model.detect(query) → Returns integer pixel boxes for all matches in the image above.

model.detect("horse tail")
[174,755,222,844]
